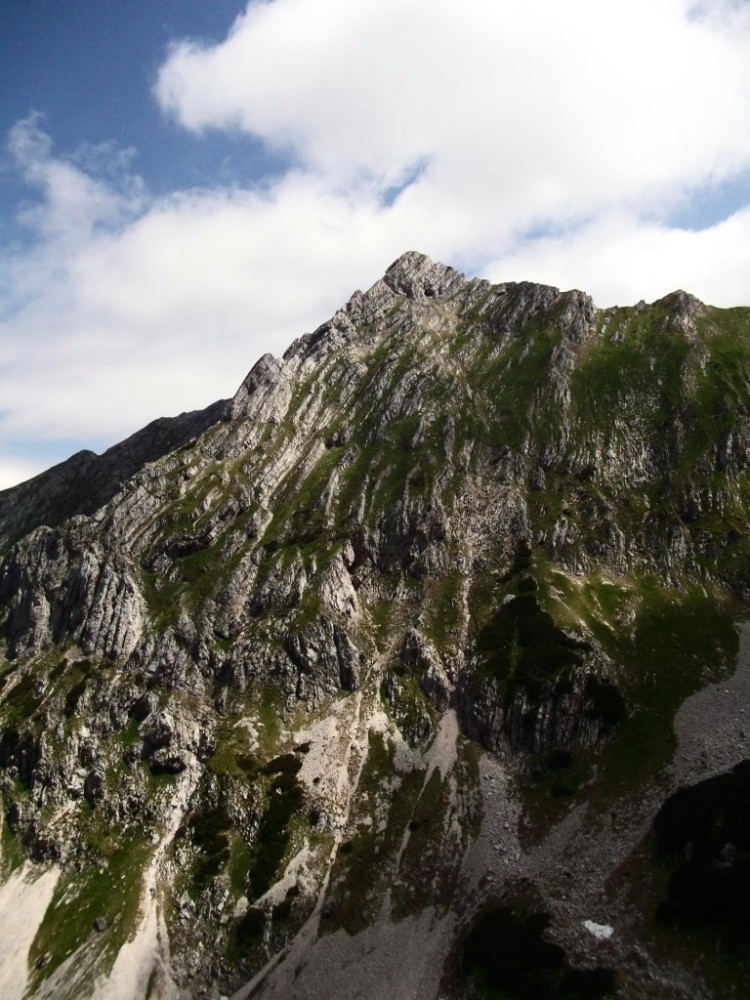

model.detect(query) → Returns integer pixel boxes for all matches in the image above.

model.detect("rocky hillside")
[1,252,750,999]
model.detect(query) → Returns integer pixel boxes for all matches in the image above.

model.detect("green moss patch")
[247,755,304,900]
[322,731,399,934]
[61,659,96,715]
[324,730,481,934]
[590,583,738,805]
[28,830,152,989]
[380,671,433,747]
[1,670,44,723]
[117,716,140,747]
[0,813,25,874]
[188,807,232,892]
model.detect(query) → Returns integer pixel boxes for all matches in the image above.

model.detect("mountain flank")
[1,251,750,999]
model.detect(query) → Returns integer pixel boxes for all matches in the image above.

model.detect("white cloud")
[156,0,750,239]
[485,207,750,304]
[3,0,750,488]
[7,115,142,243]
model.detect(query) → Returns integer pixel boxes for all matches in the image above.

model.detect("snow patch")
[583,919,614,940]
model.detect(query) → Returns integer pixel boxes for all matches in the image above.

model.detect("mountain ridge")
[0,398,230,552]
[0,251,714,549]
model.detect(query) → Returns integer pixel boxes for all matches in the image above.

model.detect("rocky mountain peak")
[382,249,466,299]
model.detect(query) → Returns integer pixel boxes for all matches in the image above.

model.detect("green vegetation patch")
[393,768,456,919]
[325,730,482,934]
[0,813,25,874]
[183,714,304,899]
[247,754,304,900]
[0,650,88,725]
[517,571,741,841]
[380,671,433,747]
[423,568,464,650]
[207,727,258,780]
[140,570,185,628]
[467,321,565,451]
[60,658,96,715]
[117,716,140,747]
[591,581,738,805]
[573,309,685,437]
[394,733,482,920]
[322,731,401,935]
[188,807,232,892]
[0,669,44,723]
[29,829,152,989]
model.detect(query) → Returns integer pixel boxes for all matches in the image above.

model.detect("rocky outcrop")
[459,668,625,755]
[286,616,362,702]
[0,527,146,660]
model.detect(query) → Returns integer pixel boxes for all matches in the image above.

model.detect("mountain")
[1,251,750,1000]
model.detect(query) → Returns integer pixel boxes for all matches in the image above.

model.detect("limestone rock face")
[2,251,750,1000]
[0,527,147,660]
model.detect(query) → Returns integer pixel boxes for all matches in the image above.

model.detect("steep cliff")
[1,252,749,1000]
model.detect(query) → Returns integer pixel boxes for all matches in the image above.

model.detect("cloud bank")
[3,0,750,488]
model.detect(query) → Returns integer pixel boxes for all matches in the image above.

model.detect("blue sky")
[2,0,750,490]
[0,2,291,220]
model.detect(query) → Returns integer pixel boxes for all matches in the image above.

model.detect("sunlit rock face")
[2,252,750,999]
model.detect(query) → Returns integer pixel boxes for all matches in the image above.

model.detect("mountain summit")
[1,253,750,999]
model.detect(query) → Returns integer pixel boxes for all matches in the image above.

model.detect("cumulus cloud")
[3,0,750,488]
[156,0,750,238]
